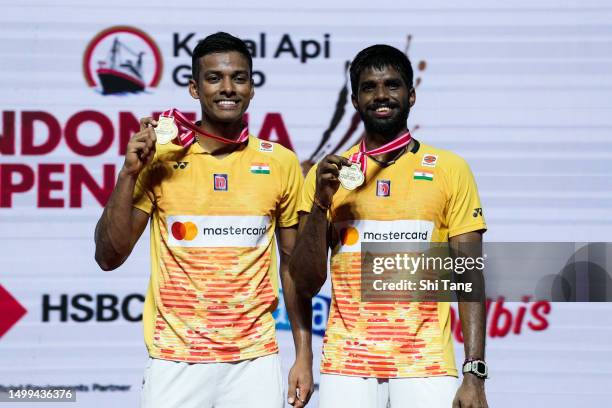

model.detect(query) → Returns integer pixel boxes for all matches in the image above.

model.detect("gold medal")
[155,117,178,145]
[338,163,365,190]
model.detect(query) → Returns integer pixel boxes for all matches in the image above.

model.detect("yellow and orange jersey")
[133,136,302,363]
[298,140,487,378]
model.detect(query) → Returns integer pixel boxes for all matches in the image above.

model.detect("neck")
[197,115,245,154]
[364,127,410,162]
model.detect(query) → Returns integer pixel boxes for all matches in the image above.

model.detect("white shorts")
[319,373,458,408]
[140,353,283,408]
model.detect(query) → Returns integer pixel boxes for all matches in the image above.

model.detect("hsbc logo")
[214,174,228,191]
[0,285,27,338]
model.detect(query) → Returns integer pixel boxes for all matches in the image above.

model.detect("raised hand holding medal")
[338,163,365,190]
[154,116,178,145]
[314,154,353,210]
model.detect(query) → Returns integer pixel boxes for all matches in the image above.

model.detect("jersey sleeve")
[446,156,487,237]
[277,153,304,228]
[297,164,317,214]
[132,164,155,215]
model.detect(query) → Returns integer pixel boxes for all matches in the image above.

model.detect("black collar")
[369,139,420,167]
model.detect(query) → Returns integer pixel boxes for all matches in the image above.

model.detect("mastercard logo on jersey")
[166,215,270,248]
[171,221,198,241]
[334,220,434,253]
[339,226,360,246]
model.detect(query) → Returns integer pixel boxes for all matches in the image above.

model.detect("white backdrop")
[1,0,612,406]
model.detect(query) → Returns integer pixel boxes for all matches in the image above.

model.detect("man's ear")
[351,93,359,111]
[188,79,199,100]
[409,87,416,108]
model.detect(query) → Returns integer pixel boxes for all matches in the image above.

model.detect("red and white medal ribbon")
[348,130,412,175]
[159,108,249,147]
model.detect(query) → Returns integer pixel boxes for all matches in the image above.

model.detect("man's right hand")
[315,154,352,208]
[122,117,158,177]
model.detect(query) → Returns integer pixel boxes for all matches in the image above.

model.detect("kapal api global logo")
[83,26,163,95]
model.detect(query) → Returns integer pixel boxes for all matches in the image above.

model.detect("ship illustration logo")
[83,26,163,96]
[96,37,146,94]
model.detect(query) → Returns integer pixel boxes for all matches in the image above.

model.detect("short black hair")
[349,44,413,95]
[191,32,253,82]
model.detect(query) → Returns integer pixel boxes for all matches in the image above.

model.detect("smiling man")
[94,32,313,408]
[290,45,489,407]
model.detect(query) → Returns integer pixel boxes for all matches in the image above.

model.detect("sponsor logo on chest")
[259,141,274,152]
[334,219,434,253]
[421,154,438,168]
[376,180,391,197]
[213,174,228,191]
[167,215,271,248]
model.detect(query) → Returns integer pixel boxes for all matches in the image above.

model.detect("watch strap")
[462,359,488,379]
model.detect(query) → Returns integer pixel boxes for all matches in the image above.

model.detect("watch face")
[475,361,487,376]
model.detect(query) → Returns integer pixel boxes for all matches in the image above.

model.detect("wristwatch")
[462,359,488,379]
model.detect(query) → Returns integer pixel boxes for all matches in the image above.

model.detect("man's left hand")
[287,356,314,407]
[452,375,488,408]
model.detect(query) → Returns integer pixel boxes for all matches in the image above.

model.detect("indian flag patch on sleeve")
[250,162,270,174]
[413,169,434,181]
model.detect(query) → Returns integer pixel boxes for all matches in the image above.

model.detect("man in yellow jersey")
[94,32,314,408]
[291,44,489,407]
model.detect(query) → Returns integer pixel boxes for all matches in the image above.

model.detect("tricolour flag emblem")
[250,162,270,174]
[413,170,434,181]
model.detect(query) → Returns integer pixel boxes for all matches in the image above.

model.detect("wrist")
[294,347,313,361]
[313,194,331,211]
[119,166,140,180]
[463,373,486,386]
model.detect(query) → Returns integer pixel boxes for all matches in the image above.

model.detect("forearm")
[289,206,329,297]
[458,297,486,360]
[281,260,313,359]
[94,168,139,270]
[455,290,488,405]
[450,233,486,361]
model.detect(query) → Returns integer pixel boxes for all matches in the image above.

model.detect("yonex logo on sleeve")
[173,161,188,170]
